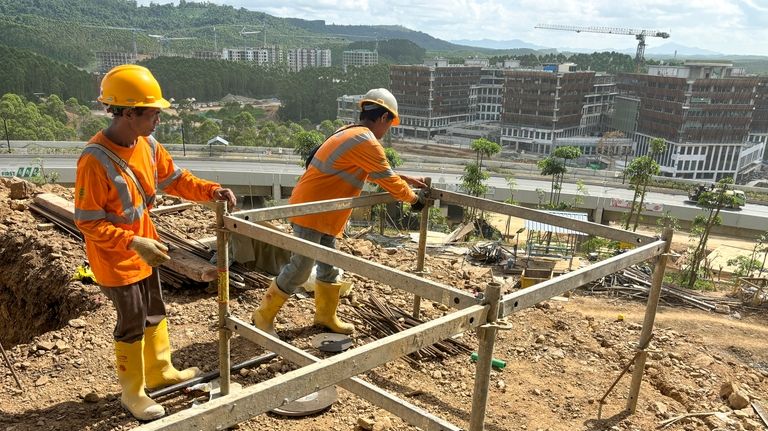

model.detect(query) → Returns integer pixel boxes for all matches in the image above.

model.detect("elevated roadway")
[2,154,767,238]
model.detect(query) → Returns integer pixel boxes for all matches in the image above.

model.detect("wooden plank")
[499,239,667,317]
[434,189,655,245]
[234,192,396,222]
[223,216,479,309]
[33,193,217,283]
[226,316,462,431]
[150,202,195,215]
[135,304,488,431]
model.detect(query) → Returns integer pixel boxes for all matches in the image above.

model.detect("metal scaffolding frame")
[136,187,672,431]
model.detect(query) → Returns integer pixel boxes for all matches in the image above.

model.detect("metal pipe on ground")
[147,352,278,399]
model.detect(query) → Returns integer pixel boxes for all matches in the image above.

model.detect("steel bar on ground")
[226,316,462,431]
[434,189,655,245]
[233,192,395,222]
[498,239,666,318]
[215,201,231,396]
[135,304,488,431]
[223,217,479,309]
[147,352,277,399]
[469,282,502,431]
[0,341,22,390]
[413,178,432,319]
[626,228,673,412]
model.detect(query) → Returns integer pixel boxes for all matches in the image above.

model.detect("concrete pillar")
[272,180,281,201]
[594,207,604,224]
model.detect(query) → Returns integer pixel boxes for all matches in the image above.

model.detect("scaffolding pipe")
[413,179,432,318]
[216,201,232,396]
[626,227,673,412]
[469,282,502,431]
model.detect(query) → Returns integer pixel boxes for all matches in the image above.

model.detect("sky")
[138,0,768,56]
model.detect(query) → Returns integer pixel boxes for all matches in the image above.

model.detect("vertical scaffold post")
[469,282,502,431]
[412,178,432,319]
[216,200,231,396]
[626,227,673,412]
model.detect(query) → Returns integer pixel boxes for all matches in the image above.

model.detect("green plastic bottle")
[470,352,506,369]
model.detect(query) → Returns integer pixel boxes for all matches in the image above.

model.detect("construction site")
[1,173,767,431]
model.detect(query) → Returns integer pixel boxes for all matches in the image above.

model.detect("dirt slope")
[0,180,766,431]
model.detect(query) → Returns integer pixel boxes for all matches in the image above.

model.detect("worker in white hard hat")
[251,88,427,336]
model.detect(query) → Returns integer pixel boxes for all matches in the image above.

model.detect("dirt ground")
[1,179,767,431]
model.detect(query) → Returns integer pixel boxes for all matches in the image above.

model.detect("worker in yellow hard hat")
[74,64,237,421]
[251,88,427,337]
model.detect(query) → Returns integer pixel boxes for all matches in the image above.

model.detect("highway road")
[3,155,768,235]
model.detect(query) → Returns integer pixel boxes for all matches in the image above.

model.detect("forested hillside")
[0,45,95,101]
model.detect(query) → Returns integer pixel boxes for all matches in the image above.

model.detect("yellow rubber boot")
[115,340,165,421]
[251,280,289,336]
[314,281,355,334]
[143,319,201,390]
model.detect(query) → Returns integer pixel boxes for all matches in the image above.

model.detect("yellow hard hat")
[359,88,399,126]
[98,64,170,109]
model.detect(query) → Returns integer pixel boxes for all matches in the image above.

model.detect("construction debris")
[583,265,741,311]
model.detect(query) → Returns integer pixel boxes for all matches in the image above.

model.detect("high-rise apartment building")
[389,64,482,139]
[221,46,283,66]
[287,48,332,72]
[342,50,378,68]
[616,61,763,181]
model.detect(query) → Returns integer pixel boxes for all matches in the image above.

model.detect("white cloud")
[138,0,768,55]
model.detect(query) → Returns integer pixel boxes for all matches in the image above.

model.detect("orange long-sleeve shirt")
[74,132,221,287]
[289,126,417,237]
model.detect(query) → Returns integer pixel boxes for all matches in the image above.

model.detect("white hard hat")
[359,88,399,126]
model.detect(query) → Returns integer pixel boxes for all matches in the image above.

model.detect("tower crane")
[148,34,197,55]
[83,24,143,57]
[534,24,670,72]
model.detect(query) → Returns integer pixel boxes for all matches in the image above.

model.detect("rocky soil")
[0,178,767,431]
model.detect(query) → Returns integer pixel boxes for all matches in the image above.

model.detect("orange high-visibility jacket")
[290,126,417,237]
[74,132,221,287]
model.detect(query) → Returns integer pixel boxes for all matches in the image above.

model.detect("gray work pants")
[275,224,341,294]
[100,269,166,343]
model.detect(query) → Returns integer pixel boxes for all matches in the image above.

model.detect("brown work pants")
[100,269,167,343]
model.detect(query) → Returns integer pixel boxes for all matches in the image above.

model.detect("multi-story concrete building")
[96,52,137,74]
[580,73,617,135]
[499,70,595,154]
[287,48,332,72]
[336,94,363,124]
[193,51,222,61]
[616,61,763,181]
[389,64,482,139]
[221,46,283,66]
[469,68,505,122]
[342,50,378,68]
[751,78,768,158]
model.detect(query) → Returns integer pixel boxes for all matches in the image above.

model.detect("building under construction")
[615,61,763,181]
[389,63,482,139]
[499,69,595,154]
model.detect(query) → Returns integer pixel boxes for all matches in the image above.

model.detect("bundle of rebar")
[583,265,740,311]
[346,295,473,366]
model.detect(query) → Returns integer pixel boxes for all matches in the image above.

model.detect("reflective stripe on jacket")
[74,131,221,287]
[289,126,417,237]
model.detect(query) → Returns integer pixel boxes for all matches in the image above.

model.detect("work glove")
[129,236,170,267]
[409,188,429,212]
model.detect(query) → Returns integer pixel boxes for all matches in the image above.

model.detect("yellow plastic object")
[98,64,170,108]
[72,264,97,284]
[616,314,625,322]
[143,319,200,390]
[359,88,400,125]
